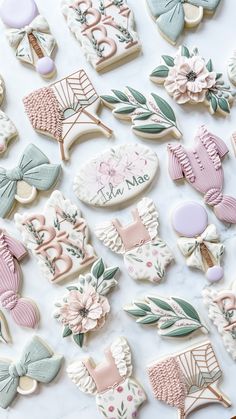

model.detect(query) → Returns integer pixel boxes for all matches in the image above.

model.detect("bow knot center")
[6,167,24,181]
[196,236,203,244]
[204,188,223,207]
[9,361,27,378]
[0,290,18,310]
[24,25,33,34]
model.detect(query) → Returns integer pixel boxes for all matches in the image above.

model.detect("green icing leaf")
[162,55,174,67]
[73,333,84,347]
[125,308,147,317]
[164,325,201,337]
[181,46,190,58]
[133,111,153,121]
[101,95,120,104]
[114,105,136,114]
[206,59,213,72]
[103,267,119,280]
[218,97,230,113]
[133,124,166,134]
[92,258,105,279]
[151,93,176,122]
[172,297,201,323]
[135,302,151,312]
[210,95,218,113]
[148,297,174,312]
[137,315,160,324]
[112,89,129,102]
[67,286,78,291]
[127,87,147,104]
[150,65,169,78]
[160,319,177,329]
[216,73,222,80]
[63,326,72,338]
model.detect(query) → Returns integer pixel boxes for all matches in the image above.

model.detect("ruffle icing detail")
[67,360,97,395]
[137,197,159,241]
[0,232,14,272]
[168,144,195,183]
[198,125,221,170]
[111,337,132,379]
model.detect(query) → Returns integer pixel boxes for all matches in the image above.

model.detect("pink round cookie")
[36,57,56,77]
[172,201,208,237]
[0,0,38,28]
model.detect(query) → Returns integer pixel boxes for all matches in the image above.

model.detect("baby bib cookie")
[0,0,57,78]
[0,335,63,409]
[23,70,112,160]
[67,337,146,419]
[101,86,182,139]
[146,0,222,45]
[168,125,236,224]
[125,295,207,338]
[61,0,141,72]
[0,143,61,218]
[15,190,97,283]
[95,197,174,283]
[203,281,236,360]
[172,201,224,282]
[54,258,119,348]
[0,75,17,155]
[0,311,10,343]
[73,144,158,207]
[148,340,231,418]
[150,46,236,116]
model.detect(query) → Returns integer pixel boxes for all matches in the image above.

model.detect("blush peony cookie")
[67,337,146,419]
[0,75,17,155]
[61,0,141,72]
[15,190,97,284]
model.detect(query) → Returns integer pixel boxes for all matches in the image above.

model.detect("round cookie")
[0,0,38,29]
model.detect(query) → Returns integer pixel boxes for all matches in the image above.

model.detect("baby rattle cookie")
[15,190,97,284]
[0,143,61,218]
[54,258,119,348]
[150,46,236,116]
[0,335,63,409]
[0,311,10,343]
[0,75,17,155]
[147,340,231,419]
[172,201,224,282]
[23,69,112,160]
[0,0,57,78]
[67,336,146,419]
[61,0,141,72]
[73,144,158,207]
[146,0,222,45]
[101,86,181,140]
[95,197,174,284]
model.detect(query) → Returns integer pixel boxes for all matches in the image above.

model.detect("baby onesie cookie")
[0,143,61,218]
[23,70,112,160]
[172,201,224,282]
[73,144,158,207]
[0,75,17,155]
[150,46,236,116]
[61,0,141,72]
[95,197,174,283]
[54,258,119,347]
[15,190,97,283]
[0,0,57,78]
[0,311,10,343]
[203,282,236,360]
[0,229,39,329]
[168,125,236,224]
[125,295,207,338]
[148,341,231,419]
[67,337,146,419]
[101,87,181,139]
[146,0,222,45]
[0,335,63,409]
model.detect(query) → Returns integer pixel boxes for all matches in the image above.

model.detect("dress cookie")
[67,337,146,419]
[146,0,222,45]
[203,282,236,360]
[0,75,17,155]
[95,197,174,283]
[23,70,112,160]
[168,126,236,224]
[61,0,141,72]
[15,190,97,283]
[101,86,182,139]
[0,335,63,409]
[172,201,224,282]
[0,229,39,329]
[0,143,61,218]
[73,144,158,207]
[0,0,57,78]
[150,46,236,116]
[54,258,119,347]
[0,311,10,343]
[148,341,231,419]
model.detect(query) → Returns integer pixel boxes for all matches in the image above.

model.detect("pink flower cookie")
[0,75,17,156]
[67,337,146,419]
[95,197,174,284]
[15,190,97,284]
[54,258,119,347]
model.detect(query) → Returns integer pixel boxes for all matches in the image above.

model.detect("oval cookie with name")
[73,144,158,207]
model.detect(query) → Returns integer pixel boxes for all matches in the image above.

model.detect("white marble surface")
[0,0,236,418]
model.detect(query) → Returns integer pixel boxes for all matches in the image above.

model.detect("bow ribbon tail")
[157,3,185,44]
[0,179,17,218]
[0,361,18,409]
[23,164,61,191]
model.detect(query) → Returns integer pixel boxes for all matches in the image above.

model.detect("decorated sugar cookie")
[61,0,141,72]
[0,335,63,409]
[125,295,207,338]
[54,258,119,347]
[146,0,222,45]
[0,229,39,329]
[228,51,236,85]
[67,337,146,419]
[150,46,236,116]
[73,144,158,207]
[101,87,181,139]
[148,341,231,419]
[23,70,112,160]
[0,0,57,78]
[168,126,236,224]
[0,144,61,218]
[203,281,236,360]
[0,311,10,343]
[95,197,174,283]
[15,190,97,283]
[0,75,17,155]
[172,202,224,282]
